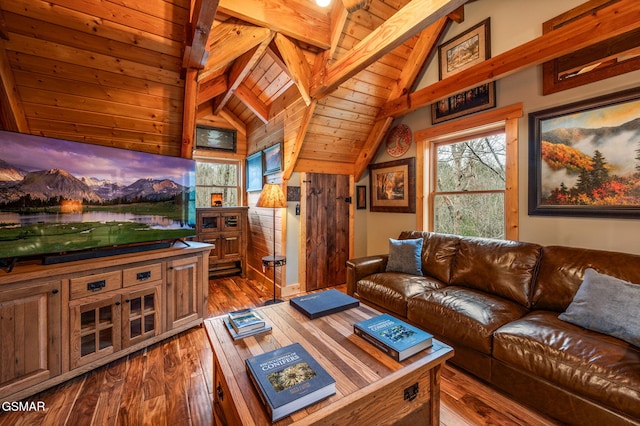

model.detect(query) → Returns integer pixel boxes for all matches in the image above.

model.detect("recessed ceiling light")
[316,0,331,7]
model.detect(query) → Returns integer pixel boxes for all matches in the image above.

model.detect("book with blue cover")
[223,318,272,341]
[353,314,433,361]
[227,308,265,333]
[289,289,359,319]
[245,342,336,421]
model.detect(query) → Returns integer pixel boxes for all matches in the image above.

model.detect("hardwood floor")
[0,277,559,426]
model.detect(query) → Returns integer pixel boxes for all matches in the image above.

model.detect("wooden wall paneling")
[5,0,184,56]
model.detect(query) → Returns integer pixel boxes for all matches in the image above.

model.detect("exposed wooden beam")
[198,22,272,84]
[329,4,349,59]
[274,34,312,106]
[379,0,640,119]
[310,0,467,99]
[184,0,218,68]
[213,33,274,113]
[196,74,227,105]
[181,68,198,158]
[235,83,269,124]
[218,0,331,49]
[353,117,394,181]
[283,100,317,180]
[390,16,449,99]
[219,108,247,136]
[341,0,371,13]
[0,39,28,132]
[294,159,355,176]
[448,5,465,23]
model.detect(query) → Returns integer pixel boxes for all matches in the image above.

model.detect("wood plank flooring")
[0,277,559,426]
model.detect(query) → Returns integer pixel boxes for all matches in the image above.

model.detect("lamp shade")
[256,183,288,208]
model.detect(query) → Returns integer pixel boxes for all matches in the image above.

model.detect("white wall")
[360,0,640,256]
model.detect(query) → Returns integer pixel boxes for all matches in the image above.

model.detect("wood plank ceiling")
[1,0,639,180]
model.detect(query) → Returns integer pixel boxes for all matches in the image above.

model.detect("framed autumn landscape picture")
[529,88,640,218]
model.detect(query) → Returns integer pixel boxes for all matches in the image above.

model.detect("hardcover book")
[289,289,359,319]
[228,308,265,333]
[354,314,433,361]
[245,343,336,421]
[223,318,272,341]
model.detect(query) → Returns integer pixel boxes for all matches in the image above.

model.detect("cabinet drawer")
[70,271,122,300]
[123,263,163,287]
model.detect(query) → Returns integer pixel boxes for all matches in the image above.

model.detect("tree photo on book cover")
[268,362,317,392]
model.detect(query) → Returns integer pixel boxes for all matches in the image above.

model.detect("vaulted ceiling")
[1,0,638,181]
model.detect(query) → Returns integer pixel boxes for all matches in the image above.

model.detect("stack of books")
[224,308,272,340]
[354,314,433,361]
[245,343,336,421]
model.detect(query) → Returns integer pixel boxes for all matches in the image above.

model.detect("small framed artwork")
[287,186,301,202]
[431,82,496,124]
[356,185,367,209]
[195,126,236,152]
[246,151,263,192]
[529,87,640,218]
[369,158,416,213]
[438,18,490,80]
[263,143,282,175]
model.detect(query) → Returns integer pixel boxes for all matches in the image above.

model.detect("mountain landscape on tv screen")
[0,131,196,259]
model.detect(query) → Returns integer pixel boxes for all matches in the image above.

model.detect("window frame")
[194,158,243,207]
[415,103,522,240]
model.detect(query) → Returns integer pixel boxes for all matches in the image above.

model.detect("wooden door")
[305,173,350,291]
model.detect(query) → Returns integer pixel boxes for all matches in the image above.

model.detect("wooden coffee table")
[204,302,453,425]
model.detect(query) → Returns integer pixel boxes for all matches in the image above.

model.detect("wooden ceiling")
[1,0,639,180]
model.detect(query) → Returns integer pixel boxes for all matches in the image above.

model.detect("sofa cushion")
[559,269,640,347]
[356,272,444,316]
[493,311,640,419]
[532,245,640,312]
[450,237,541,308]
[386,238,423,275]
[398,231,460,284]
[407,287,528,355]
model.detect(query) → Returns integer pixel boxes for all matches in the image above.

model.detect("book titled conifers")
[289,289,359,319]
[354,314,433,361]
[245,343,336,421]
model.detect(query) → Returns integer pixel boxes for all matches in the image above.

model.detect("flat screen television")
[0,130,196,263]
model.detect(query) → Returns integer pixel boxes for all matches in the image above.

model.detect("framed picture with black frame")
[263,143,282,175]
[195,126,236,152]
[528,87,640,218]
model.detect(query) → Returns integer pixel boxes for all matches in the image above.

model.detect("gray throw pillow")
[559,268,640,347]
[385,238,423,276]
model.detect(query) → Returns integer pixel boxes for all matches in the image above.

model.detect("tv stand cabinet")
[0,242,212,403]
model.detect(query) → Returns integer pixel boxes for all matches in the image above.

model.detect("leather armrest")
[346,255,388,295]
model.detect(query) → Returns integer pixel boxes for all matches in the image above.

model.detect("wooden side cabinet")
[0,242,211,403]
[196,207,248,278]
[0,280,62,400]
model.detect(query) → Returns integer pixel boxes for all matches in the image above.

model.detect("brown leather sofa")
[346,231,640,426]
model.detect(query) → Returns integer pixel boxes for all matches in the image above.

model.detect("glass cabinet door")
[70,294,121,369]
[122,284,160,347]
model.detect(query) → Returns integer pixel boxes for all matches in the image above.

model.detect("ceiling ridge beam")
[274,33,313,106]
[379,0,640,119]
[217,0,330,49]
[211,32,274,112]
[310,0,468,100]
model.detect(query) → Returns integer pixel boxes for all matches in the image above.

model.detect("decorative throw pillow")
[385,238,423,276]
[559,268,640,347]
